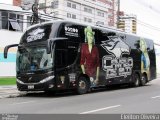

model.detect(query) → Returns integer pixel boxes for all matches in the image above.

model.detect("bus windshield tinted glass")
[20,24,53,44]
[17,47,53,72]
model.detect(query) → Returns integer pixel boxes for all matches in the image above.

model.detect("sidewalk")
[0,85,20,98]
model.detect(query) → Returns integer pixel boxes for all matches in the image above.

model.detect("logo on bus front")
[101,36,133,79]
[27,28,45,42]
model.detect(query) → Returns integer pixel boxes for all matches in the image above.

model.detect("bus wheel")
[140,74,147,86]
[132,74,140,87]
[77,76,90,95]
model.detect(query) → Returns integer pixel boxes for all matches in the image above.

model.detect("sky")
[0,0,160,44]
[0,0,12,4]
[121,0,160,44]
[120,0,160,69]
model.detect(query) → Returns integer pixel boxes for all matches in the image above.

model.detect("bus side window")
[55,41,67,68]
[67,41,79,65]
[55,49,67,68]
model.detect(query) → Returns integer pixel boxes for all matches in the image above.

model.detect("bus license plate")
[28,85,34,89]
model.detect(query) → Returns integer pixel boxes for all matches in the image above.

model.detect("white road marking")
[151,95,160,99]
[10,101,35,105]
[80,105,121,114]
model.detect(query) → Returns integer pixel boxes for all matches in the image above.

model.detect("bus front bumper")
[17,76,55,91]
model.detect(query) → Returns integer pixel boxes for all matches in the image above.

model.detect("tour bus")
[4,20,156,94]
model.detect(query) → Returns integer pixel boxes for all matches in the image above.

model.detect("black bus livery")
[4,20,156,94]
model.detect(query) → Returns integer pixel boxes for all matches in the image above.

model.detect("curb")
[0,92,26,99]
[0,85,24,99]
[0,93,19,99]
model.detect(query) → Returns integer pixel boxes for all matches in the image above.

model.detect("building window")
[72,3,76,9]
[67,13,76,19]
[67,2,71,7]
[84,17,92,23]
[88,9,92,14]
[67,2,77,9]
[88,18,92,23]
[84,7,87,12]
[84,7,92,14]
[9,13,16,19]
[84,17,87,22]
[1,11,8,29]
[67,13,71,18]
[96,21,104,25]
[39,3,46,9]
[97,11,105,17]
[51,0,59,9]
[102,13,104,17]
[27,16,31,28]
[17,14,23,31]
[72,14,76,19]
[98,12,100,16]
[9,19,21,31]
[1,11,23,31]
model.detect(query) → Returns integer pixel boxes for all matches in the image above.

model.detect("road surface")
[0,78,160,114]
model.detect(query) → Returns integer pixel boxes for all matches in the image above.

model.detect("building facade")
[118,14,137,34]
[13,0,118,27]
[13,0,22,6]
[38,0,118,27]
[0,3,53,76]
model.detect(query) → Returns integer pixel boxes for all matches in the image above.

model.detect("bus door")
[54,40,80,89]
[54,40,69,89]
[66,41,80,87]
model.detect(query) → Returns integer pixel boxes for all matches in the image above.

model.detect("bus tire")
[77,76,90,95]
[140,74,147,86]
[132,73,140,87]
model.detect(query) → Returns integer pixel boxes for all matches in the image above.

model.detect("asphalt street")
[0,78,160,114]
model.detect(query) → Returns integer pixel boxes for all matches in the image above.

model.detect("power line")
[1,1,160,33]
[133,0,160,15]
[122,13,160,32]
[137,20,160,31]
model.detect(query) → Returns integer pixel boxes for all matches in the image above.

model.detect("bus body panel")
[12,20,156,92]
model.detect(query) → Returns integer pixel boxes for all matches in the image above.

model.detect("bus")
[4,20,156,94]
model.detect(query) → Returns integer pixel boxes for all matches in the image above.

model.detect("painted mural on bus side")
[101,36,133,79]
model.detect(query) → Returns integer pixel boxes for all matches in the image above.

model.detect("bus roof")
[26,20,154,42]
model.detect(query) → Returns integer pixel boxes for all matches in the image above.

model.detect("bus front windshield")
[17,46,53,72]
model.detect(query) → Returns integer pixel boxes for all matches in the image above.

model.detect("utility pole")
[117,0,120,28]
[35,0,39,8]
[30,0,39,25]
[45,0,47,13]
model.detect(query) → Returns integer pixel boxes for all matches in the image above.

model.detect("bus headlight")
[39,76,55,83]
[17,79,24,84]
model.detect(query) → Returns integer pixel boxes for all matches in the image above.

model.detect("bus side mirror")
[4,44,19,58]
[47,39,54,54]
[47,40,51,54]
